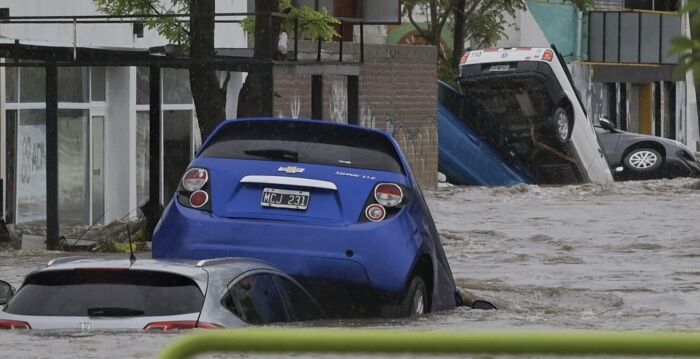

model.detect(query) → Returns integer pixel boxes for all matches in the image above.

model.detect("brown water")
[2,178,700,358]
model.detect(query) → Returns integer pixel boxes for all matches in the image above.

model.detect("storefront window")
[137,67,149,105]
[163,68,192,104]
[163,110,192,205]
[91,67,106,102]
[20,67,45,103]
[16,110,46,224]
[58,67,89,103]
[136,111,150,206]
[58,109,89,225]
[6,67,18,103]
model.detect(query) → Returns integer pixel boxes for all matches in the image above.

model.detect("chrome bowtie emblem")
[278,166,305,174]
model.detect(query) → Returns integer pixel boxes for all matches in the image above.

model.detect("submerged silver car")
[0,257,323,330]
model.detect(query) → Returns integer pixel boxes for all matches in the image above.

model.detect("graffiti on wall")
[290,89,301,119]
[385,115,437,186]
[16,125,47,223]
[20,135,46,184]
[330,80,347,123]
[360,102,376,129]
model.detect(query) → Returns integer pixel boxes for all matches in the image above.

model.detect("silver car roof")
[27,257,280,293]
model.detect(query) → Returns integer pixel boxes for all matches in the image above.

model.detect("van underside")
[460,64,583,184]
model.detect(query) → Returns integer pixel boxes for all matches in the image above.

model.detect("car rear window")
[4,270,204,316]
[199,120,405,174]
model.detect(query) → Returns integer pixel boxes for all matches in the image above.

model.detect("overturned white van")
[459,47,613,184]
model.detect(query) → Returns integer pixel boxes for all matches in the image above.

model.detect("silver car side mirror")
[599,118,616,131]
[0,280,14,305]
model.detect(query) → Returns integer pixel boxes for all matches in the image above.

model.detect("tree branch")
[407,11,432,42]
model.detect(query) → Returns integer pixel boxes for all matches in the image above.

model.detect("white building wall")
[515,6,550,48]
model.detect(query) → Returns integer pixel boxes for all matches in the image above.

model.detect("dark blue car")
[152,118,461,318]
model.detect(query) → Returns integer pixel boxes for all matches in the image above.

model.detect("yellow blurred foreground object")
[156,329,700,359]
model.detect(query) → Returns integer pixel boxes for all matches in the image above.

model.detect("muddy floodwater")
[1,178,700,358]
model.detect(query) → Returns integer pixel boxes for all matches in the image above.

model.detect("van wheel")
[399,276,428,317]
[547,107,572,147]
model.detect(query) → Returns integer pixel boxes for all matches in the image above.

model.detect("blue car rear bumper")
[153,201,423,296]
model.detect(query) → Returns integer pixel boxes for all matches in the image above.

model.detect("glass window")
[137,66,150,105]
[228,274,288,324]
[91,67,106,102]
[16,110,46,224]
[6,67,18,103]
[625,0,677,11]
[92,116,105,224]
[20,67,46,103]
[58,67,89,103]
[162,68,192,104]
[271,275,323,321]
[137,111,150,206]
[58,109,89,225]
[163,110,192,205]
[5,270,204,316]
[199,120,405,174]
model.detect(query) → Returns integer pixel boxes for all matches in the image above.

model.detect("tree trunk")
[237,0,279,119]
[190,0,227,140]
[451,0,466,70]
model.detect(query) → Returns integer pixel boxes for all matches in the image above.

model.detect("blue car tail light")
[182,168,208,191]
[361,183,410,222]
[178,168,211,211]
[365,204,387,222]
[374,183,404,207]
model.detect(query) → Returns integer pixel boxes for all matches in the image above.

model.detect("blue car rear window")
[199,121,405,174]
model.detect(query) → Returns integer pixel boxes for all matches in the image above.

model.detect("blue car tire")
[400,276,428,316]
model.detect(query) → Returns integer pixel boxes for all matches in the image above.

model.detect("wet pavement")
[1,178,700,358]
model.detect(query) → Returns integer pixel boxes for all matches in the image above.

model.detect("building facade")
[0,0,247,227]
[500,0,699,150]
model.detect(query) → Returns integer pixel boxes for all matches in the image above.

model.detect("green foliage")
[438,61,460,89]
[94,0,190,46]
[671,0,700,80]
[459,0,527,49]
[404,0,591,49]
[242,0,340,41]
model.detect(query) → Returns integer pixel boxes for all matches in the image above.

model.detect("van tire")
[547,107,572,147]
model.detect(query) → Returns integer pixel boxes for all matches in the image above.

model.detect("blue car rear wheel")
[400,276,428,316]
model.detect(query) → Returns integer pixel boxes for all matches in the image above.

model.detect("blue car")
[153,118,461,317]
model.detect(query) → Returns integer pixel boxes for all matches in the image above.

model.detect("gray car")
[0,257,323,330]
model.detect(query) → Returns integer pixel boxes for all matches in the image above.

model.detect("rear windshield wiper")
[87,307,145,317]
[244,149,299,162]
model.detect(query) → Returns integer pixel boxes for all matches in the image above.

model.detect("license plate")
[489,65,511,72]
[261,188,310,210]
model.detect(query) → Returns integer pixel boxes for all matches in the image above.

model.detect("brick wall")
[273,44,438,189]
